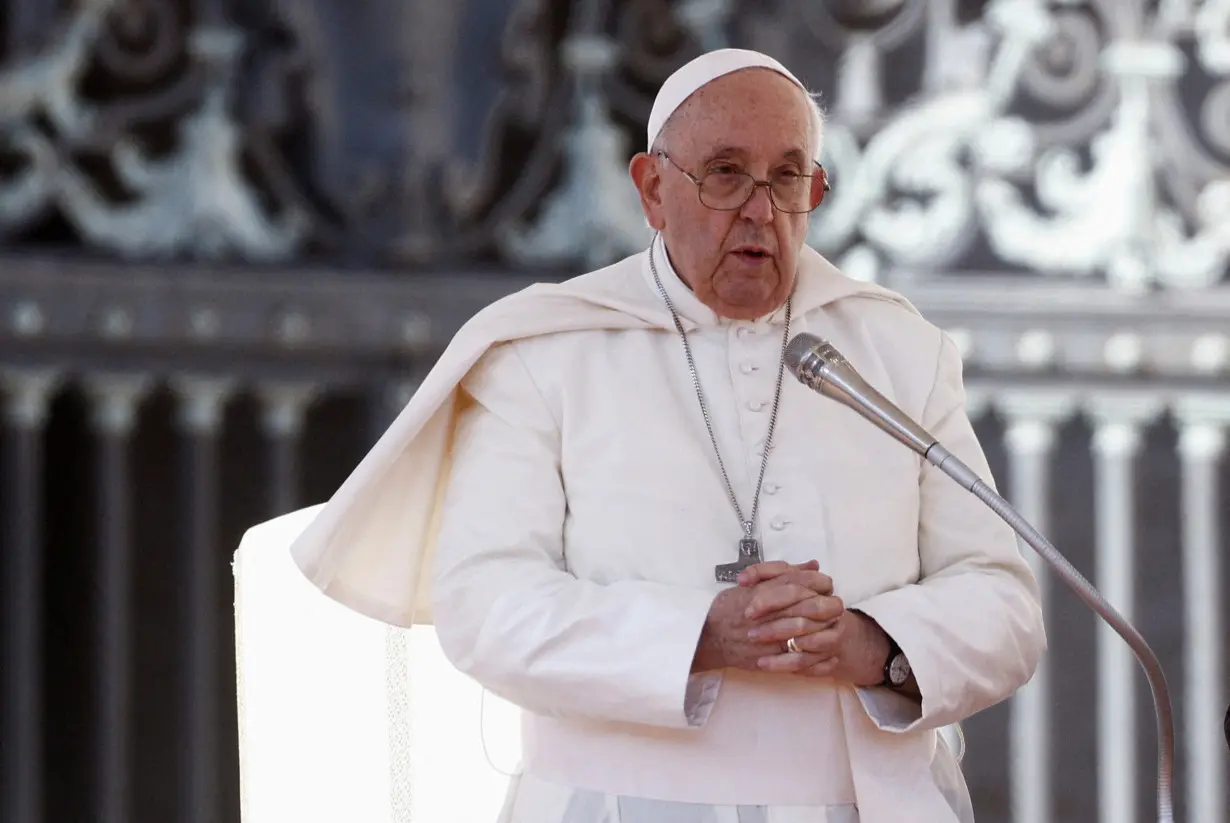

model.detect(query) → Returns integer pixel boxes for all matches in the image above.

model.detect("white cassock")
[233,234,1046,823]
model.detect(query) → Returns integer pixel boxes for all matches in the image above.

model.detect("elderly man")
[284,49,1045,823]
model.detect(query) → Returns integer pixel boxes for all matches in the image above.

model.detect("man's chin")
[710,276,783,318]
[707,293,781,321]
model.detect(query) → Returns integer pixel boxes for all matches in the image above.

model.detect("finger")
[764,594,845,624]
[790,625,844,657]
[744,582,817,618]
[743,574,836,619]
[756,650,833,673]
[737,559,819,587]
[791,570,835,596]
[746,615,839,643]
[742,565,831,597]
[799,656,842,678]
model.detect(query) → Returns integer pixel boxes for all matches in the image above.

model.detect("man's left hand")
[737,561,890,686]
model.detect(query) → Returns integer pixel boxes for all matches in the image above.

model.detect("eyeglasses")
[658,152,830,214]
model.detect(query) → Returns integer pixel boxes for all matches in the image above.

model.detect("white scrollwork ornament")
[54,29,309,261]
[808,0,1056,273]
[0,0,112,234]
[975,82,1158,288]
[0,0,110,142]
[1194,0,1230,74]
[809,0,1230,291]
[498,35,653,270]
[0,1,308,261]
[1154,179,1230,289]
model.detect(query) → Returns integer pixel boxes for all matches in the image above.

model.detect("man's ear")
[628,152,666,231]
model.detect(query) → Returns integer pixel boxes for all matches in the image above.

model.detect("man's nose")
[739,184,775,224]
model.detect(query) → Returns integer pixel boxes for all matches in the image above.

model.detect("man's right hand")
[691,560,842,673]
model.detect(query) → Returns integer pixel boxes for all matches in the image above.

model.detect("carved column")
[85,375,151,823]
[1000,393,1073,823]
[1088,397,1160,823]
[258,384,316,516]
[1174,397,1228,823]
[173,377,233,823]
[0,370,57,823]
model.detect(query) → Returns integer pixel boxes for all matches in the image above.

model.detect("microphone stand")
[788,336,1177,823]
[925,442,1175,823]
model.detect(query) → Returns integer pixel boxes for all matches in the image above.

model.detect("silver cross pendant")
[715,537,764,583]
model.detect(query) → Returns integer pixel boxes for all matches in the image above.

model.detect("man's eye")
[709,165,741,175]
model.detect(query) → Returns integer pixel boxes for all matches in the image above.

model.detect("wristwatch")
[882,636,911,689]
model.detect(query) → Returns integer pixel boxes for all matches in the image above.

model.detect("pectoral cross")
[715,536,763,583]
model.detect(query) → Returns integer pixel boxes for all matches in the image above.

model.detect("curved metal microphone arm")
[926,444,1176,823]
[785,332,1177,823]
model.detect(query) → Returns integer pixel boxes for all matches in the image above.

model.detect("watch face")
[889,653,911,686]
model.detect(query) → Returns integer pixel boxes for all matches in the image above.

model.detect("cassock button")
[764,483,780,495]
[771,518,790,531]
[737,326,754,338]
[740,362,759,374]
[749,400,767,411]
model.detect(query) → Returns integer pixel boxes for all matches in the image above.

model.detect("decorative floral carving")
[0,0,330,261]
[0,0,1226,288]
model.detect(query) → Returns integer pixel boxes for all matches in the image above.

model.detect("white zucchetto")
[646,48,822,160]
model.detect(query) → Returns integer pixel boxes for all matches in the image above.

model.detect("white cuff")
[854,684,923,732]
[683,672,723,727]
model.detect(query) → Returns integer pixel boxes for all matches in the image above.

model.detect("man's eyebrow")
[698,146,810,165]
[699,146,748,164]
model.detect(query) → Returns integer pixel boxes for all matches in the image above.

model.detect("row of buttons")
[737,323,790,532]
[737,323,771,410]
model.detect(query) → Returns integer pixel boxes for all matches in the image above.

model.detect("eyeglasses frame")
[656,151,831,214]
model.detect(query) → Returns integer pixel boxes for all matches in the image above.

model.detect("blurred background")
[1,0,1229,822]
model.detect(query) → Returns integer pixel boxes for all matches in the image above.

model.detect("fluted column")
[1174,397,1228,823]
[85,376,150,823]
[1088,397,1160,823]
[173,377,233,823]
[0,370,58,823]
[1000,393,1073,823]
[257,384,316,516]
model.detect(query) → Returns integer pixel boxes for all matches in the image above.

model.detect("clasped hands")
[693,560,889,686]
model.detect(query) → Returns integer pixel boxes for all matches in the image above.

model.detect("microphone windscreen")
[784,332,825,375]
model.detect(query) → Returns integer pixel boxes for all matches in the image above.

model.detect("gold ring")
[786,636,801,654]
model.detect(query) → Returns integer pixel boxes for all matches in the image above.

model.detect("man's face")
[631,68,816,320]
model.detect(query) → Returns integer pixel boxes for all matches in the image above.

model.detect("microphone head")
[785,332,847,383]
[784,332,822,375]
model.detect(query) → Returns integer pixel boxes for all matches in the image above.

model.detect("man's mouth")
[731,246,772,261]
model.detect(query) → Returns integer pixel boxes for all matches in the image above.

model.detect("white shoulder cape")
[281,245,911,627]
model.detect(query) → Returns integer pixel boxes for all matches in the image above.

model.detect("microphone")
[785,332,1178,823]
[784,333,984,490]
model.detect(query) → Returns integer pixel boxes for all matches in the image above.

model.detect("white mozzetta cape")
[234,243,1045,823]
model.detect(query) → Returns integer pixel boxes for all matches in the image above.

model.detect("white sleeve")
[851,332,1048,732]
[430,341,722,730]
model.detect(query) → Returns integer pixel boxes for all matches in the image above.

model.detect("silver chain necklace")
[648,238,792,582]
